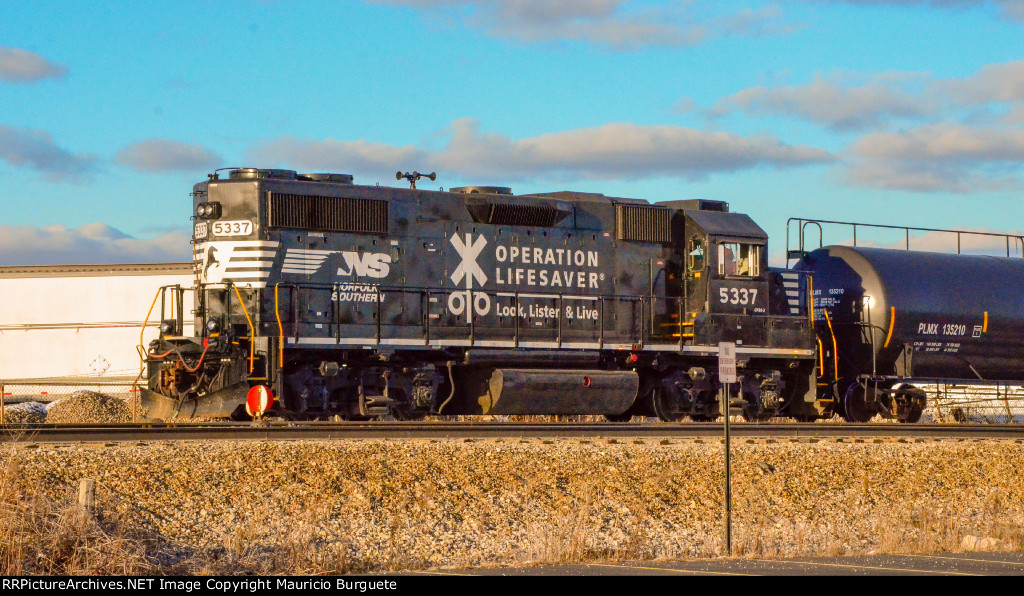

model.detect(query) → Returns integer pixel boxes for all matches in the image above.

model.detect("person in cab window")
[736,250,750,276]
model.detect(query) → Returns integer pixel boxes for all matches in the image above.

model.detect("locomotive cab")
[663,203,771,321]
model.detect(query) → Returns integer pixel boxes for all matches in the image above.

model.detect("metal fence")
[0,379,138,424]
[922,383,1024,424]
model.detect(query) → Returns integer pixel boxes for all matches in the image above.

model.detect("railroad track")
[2,422,1023,444]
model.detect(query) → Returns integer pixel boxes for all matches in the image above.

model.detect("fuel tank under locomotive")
[798,246,1024,383]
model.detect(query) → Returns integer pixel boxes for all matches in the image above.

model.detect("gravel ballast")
[4,438,1023,572]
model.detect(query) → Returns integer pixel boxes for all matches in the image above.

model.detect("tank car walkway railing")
[785,218,1024,266]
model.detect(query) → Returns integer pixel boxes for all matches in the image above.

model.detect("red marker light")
[583,376,592,388]
[629,353,638,363]
[246,385,274,418]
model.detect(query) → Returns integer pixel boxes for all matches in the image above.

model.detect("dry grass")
[0,454,152,575]
[0,449,375,575]
[4,440,1023,574]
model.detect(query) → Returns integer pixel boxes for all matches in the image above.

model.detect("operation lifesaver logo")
[447,232,604,320]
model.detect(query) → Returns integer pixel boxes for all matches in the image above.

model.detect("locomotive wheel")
[651,387,686,422]
[841,384,876,423]
[689,414,720,422]
[604,413,634,422]
[391,406,427,421]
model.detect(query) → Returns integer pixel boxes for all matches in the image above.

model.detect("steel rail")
[2,422,1024,444]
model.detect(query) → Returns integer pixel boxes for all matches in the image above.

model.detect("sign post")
[718,341,737,556]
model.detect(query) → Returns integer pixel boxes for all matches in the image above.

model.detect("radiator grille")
[615,205,671,242]
[268,193,388,234]
[488,203,561,227]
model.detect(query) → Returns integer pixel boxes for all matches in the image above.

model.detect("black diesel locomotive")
[141,168,821,421]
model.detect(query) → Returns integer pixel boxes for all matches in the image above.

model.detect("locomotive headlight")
[206,318,220,333]
[196,202,222,219]
[159,319,176,336]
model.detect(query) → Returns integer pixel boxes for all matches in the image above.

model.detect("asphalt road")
[409,553,1024,576]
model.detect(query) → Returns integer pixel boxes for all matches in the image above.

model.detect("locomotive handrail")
[230,284,256,374]
[274,283,285,366]
[786,217,1024,266]
[233,281,812,353]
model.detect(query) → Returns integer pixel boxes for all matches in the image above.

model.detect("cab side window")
[688,237,705,272]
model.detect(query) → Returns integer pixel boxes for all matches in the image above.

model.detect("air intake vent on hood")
[615,204,671,243]
[268,193,388,234]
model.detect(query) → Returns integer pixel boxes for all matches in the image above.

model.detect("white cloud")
[371,0,796,49]
[0,123,98,182]
[249,118,833,182]
[434,118,832,179]
[704,61,1024,131]
[114,139,222,173]
[0,48,67,83]
[709,74,933,131]
[844,124,1024,192]
[937,60,1024,104]
[822,0,1024,22]
[0,223,192,266]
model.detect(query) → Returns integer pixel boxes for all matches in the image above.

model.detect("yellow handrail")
[883,307,896,348]
[823,309,839,380]
[137,287,162,370]
[816,336,824,376]
[232,285,256,373]
[274,284,284,366]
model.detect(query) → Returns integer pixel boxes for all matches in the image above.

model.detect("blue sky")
[1,0,1022,264]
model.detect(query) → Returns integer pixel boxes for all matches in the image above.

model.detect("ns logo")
[337,251,391,279]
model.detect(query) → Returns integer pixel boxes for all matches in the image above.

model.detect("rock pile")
[45,391,132,424]
[1,402,47,424]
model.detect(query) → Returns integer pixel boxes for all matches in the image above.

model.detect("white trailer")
[0,263,194,382]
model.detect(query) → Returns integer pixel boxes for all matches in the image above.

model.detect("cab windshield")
[718,242,761,277]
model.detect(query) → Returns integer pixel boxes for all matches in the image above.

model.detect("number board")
[710,280,767,315]
[719,342,737,383]
[212,220,253,236]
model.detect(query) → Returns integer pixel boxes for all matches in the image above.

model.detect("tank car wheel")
[895,385,927,423]
[841,384,876,423]
[604,413,634,422]
[899,406,924,424]
[651,387,686,422]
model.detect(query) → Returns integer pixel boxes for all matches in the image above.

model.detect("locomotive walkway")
[2,421,1024,444]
